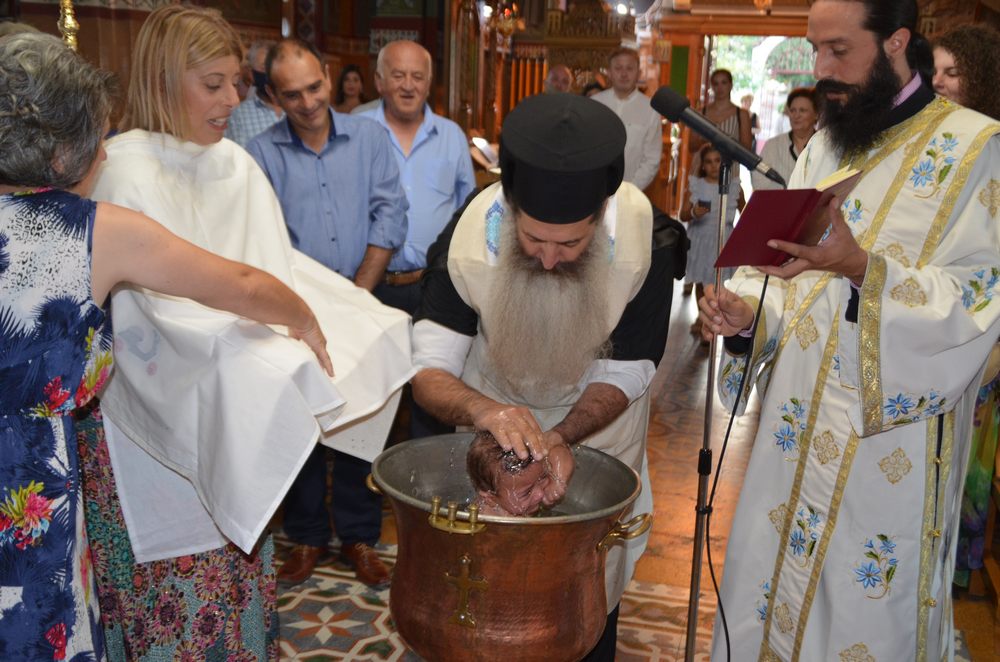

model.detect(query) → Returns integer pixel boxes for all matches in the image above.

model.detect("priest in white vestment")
[699,2,1000,660]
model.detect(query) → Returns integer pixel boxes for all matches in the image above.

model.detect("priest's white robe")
[710,98,1000,661]
[90,131,413,561]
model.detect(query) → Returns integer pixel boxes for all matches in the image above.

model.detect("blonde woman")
[0,33,331,661]
[81,5,411,659]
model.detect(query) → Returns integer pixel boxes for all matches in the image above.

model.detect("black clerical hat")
[499,93,626,224]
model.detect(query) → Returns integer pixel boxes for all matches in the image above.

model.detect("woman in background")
[0,32,330,661]
[933,25,1000,118]
[688,68,752,155]
[683,68,751,295]
[334,63,367,113]
[932,24,1000,591]
[750,87,818,192]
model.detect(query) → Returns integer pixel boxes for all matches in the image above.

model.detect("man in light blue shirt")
[246,38,408,588]
[225,41,285,147]
[360,39,475,314]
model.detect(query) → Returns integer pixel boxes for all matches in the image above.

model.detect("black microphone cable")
[702,274,771,662]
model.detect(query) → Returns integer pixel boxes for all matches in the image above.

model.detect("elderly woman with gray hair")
[0,33,332,660]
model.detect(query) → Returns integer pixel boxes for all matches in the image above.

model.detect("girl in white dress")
[681,144,741,339]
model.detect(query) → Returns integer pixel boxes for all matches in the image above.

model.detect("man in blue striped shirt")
[248,38,408,588]
[225,41,285,147]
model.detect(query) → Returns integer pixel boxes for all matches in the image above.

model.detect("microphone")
[650,86,786,188]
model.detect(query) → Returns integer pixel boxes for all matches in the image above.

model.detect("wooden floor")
[635,288,999,661]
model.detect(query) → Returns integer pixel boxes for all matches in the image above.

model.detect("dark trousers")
[373,280,422,316]
[579,605,619,662]
[282,446,382,548]
[373,280,453,440]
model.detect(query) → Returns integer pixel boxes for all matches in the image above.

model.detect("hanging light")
[753,0,773,14]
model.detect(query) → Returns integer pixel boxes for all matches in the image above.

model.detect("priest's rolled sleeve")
[412,319,474,377]
[577,359,655,403]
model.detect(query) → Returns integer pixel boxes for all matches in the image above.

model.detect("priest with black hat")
[410,92,672,658]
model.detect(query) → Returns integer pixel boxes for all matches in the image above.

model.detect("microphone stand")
[684,158,732,661]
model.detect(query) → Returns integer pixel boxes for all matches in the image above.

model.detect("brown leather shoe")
[277,544,329,587]
[340,542,390,587]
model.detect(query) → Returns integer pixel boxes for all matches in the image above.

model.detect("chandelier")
[753,0,773,13]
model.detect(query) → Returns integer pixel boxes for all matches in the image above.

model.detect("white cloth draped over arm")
[90,131,414,560]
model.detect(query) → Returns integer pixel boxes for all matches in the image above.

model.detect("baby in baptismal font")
[467,432,558,516]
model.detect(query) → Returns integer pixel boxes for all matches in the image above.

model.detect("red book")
[715,168,862,268]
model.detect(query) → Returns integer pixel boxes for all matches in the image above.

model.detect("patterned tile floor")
[274,289,995,660]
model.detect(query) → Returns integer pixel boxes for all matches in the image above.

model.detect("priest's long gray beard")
[485,216,612,402]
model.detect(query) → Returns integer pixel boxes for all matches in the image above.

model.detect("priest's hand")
[542,441,574,506]
[699,284,754,338]
[758,197,869,286]
[471,402,545,461]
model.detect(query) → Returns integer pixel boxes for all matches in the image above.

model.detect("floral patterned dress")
[75,410,279,661]
[0,189,112,661]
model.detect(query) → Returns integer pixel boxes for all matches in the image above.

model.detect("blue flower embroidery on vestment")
[962,285,976,309]
[854,535,898,598]
[723,369,743,395]
[789,504,822,565]
[843,198,864,224]
[884,393,914,419]
[787,399,805,419]
[913,132,959,198]
[773,398,807,459]
[909,160,935,187]
[962,267,1000,313]
[774,423,796,452]
[754,580,771,623]
[854,561,882,589]
[883,390,945,427]
[789,529,806,556]
[485,201,503,257]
